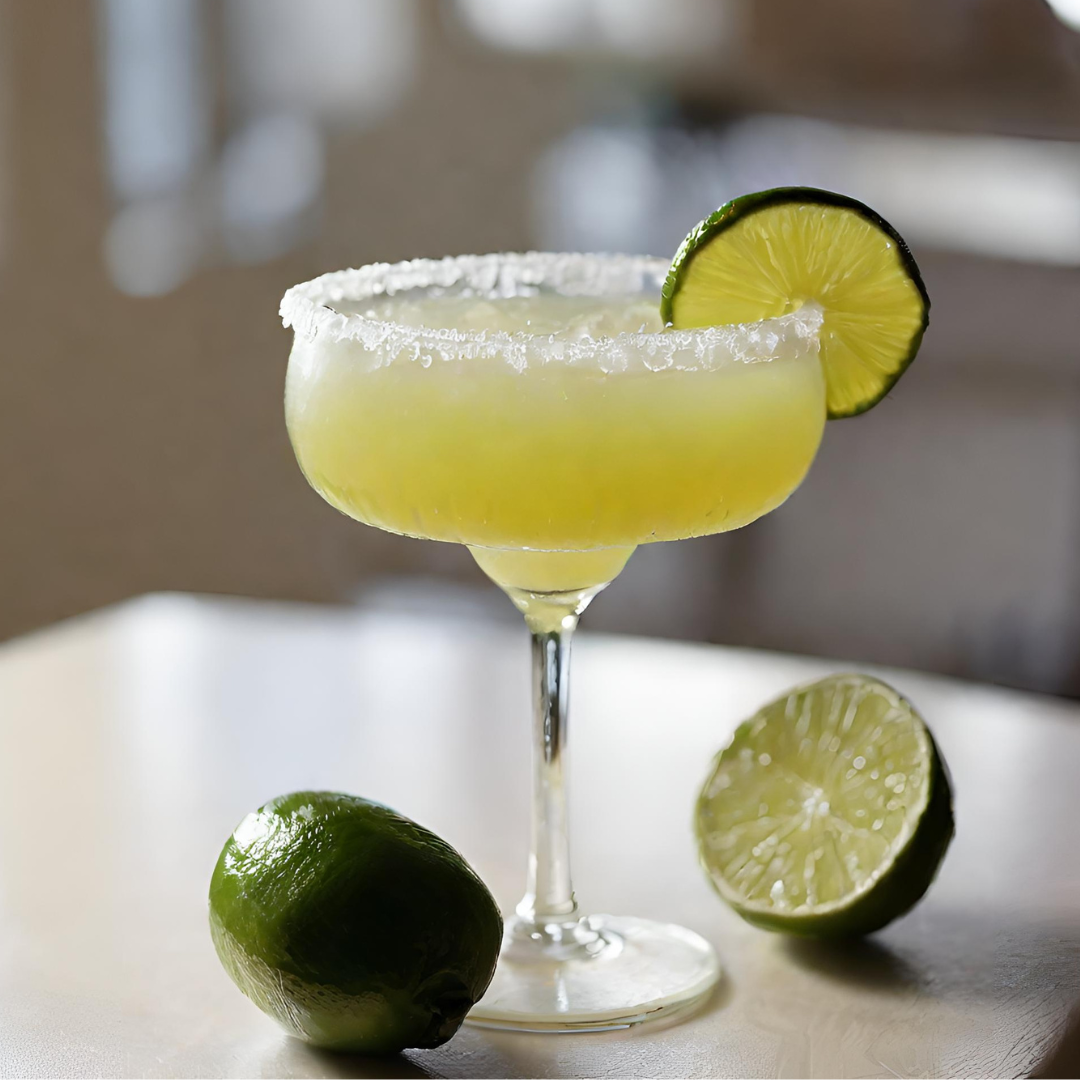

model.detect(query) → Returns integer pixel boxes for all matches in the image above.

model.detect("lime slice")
[209,792,503,1054]
[695,675,953,937]
[662,188,930,418]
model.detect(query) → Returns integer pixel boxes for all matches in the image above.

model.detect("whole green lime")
[209,791,503,1054]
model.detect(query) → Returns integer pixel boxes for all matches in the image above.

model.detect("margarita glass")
[281,253,825,1031]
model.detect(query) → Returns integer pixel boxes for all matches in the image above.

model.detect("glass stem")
[516,612,579,927]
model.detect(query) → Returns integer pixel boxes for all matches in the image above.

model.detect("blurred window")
[101,0,207,296]
[102,0,207,202]
[100,0,417,295]
[535,116,1080,266]
[225,0,416,126]
[454,0,736,61]
[219,0,417,264]
[1046,0,1080,32]
[218,112,323,265]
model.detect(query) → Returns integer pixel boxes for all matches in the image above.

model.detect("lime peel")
[209,791,503,1054]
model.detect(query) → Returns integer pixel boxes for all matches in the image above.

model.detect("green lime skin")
[209,792,503,1055]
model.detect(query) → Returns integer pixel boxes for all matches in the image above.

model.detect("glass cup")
[281,253,825,1031]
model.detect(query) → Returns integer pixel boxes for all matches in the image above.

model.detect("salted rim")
[280,252,823,371]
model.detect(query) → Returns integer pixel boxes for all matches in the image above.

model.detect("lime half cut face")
[662,188,930,418]
[695,675,953,937]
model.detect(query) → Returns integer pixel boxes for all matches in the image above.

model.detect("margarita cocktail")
[281,184,931,1033]
[281,253,824,1029]
[285,257,824,611]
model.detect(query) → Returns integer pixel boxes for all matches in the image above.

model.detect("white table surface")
[0,593,1077,1079]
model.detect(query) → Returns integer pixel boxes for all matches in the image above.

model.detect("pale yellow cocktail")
[280,252,825,1032]
[284,260,824,597]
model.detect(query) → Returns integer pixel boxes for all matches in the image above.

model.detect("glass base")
[466,914,720,1033]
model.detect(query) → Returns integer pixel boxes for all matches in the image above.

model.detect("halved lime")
[662,188,930,418]
[695,674,953,937]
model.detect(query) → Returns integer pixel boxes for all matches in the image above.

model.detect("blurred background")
[3,0,1080,694]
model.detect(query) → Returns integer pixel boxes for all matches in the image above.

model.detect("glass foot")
[466,914,720,1033]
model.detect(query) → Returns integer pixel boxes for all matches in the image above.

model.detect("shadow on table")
[289,1044,442,1079]
[779,902,1080,1002]
[781,936,922,993]
[1033,1003,1080,1079]
[778,905,1080,1076]
[679,965,736,1026]
[262,970,736,1079]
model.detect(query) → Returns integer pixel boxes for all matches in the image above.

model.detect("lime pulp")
[695,674,953,937]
